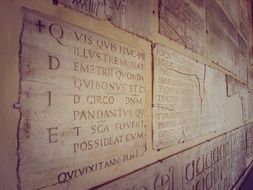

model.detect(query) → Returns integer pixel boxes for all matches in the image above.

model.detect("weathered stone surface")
[231,127,246,184]
[189,0,204,8]
[18,8,147,189]
[153,44,226,149]
[58,0,153,39]
[240,0,250,23]
[206,0,249,82]
[159,0,205,55]
[201,66,226,134]
[95,132,234,190]
[94,155,180,190]
[226,75,249,123]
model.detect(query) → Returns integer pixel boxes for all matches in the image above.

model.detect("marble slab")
[153,44,227,149]
[18,8,147,190]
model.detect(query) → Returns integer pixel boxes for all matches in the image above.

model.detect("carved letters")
[153,44,226,149]
[18,9,147,189]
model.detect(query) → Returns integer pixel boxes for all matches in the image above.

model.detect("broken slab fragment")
[153,44,204,149]
[179,134,232,190]
[231,127,247,183]
[153,44,227,150]
[226,75,249,123]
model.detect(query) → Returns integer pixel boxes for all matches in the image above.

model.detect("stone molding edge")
[232,159,253,190]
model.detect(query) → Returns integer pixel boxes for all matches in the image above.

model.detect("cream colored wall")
[0,0,253,189]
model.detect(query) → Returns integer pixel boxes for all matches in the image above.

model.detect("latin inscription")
[159,0,205,55]
[18,9,146,190]
[153,44,226,149]
[58,0,152,38]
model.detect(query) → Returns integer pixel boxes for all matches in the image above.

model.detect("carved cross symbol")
[35,20,45,32]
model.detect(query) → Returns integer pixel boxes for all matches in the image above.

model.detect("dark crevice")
[16,9,25,190]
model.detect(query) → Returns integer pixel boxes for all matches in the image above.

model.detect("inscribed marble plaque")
[159,0,205,55]
[153,44,204,149]
[18,8,146,190]
[153,44,227,149]
[58,0,152,38]
[179,135,232,190]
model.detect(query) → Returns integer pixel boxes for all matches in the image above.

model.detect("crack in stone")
[168,67,203,113]
[24,79,57,86]
[178,126,186,143]
[16,11,25,190]
[201,65,206,113]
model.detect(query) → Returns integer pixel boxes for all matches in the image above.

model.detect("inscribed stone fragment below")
[159,0,205,55]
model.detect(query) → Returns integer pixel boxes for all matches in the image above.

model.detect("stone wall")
[0,0,253,189]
